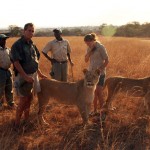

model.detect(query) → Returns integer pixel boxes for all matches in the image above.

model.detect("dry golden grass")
[0,36,150,149]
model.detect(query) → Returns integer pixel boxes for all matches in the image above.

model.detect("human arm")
[99,58,109,72]
[85,46,96,63]
[99,45,109,72]
[66,40,74,66]
[10,41,33,81]
[85,52,91,63]
[42,52,55,64]
[67,53,74,66]
[13,61,34,83]
[42,41,55,64]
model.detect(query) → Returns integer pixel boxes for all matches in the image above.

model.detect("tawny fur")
[37,69,100,124]
[103,76,150,112]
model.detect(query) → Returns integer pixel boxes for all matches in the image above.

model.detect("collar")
[21,36,33,45]
[54,38,64,43]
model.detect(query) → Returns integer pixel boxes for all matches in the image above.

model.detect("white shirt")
[0,46,11,69]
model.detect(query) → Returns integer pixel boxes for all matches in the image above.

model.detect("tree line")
[6,22,150,37]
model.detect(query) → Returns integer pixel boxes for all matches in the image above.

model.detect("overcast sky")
[0,0,150,28]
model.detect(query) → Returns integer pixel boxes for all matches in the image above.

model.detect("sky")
[0,0,150,29]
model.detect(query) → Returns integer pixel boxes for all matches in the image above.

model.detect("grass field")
[0,36,150,149]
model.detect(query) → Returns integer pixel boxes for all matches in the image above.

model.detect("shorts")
[97,74,106,87]
[14,72,41,97]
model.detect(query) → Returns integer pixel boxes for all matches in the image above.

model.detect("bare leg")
[90,86,104,115]
[96,86,105,110]
[15,97,27,126]
[24,94,32,121]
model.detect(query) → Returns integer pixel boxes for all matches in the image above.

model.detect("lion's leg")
[77,103,89,124]
[104,91,114,109]
[86,102,92,119]
[104,87,117,110]
[37,92,50,125]
[38,105,49,125]
[144,91,150,115]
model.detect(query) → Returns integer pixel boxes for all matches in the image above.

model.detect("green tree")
[9,25,22,37]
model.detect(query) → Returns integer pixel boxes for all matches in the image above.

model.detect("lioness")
[37,69,100,124]
[103,76,150,110]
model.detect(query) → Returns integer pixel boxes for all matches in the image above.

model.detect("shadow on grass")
[58,115,150,150]
[0,112,40,150]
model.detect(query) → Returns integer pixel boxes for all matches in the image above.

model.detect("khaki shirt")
[42,39,71,62]
[0,46,11,69]
[86,42,108,75]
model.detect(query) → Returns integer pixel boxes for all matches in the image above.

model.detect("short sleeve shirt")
[11,36,40,63]
[11,36,40,74]
[42,39,71,62]
[0,46,11,69]
[86,41,108,74]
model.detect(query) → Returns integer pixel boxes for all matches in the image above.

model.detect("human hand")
[70,61,74,66]
[48,58,56,64]
[91,46,96,52]
[24,75,34,83]
[99,66,104,72]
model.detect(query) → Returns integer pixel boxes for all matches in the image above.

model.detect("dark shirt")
[11,36,40,74]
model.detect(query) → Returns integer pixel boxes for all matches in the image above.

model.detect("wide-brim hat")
[0,34,9,40]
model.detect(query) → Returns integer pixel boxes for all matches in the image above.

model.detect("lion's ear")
[83,68,88,74]
[95,69,100,75]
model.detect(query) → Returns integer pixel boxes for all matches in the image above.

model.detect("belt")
[54,59,68,64]
[0,67,8,71]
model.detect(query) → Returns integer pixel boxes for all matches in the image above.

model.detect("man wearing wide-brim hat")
[0,34,15,109]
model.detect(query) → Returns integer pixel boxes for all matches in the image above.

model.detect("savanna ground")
[0,36,150,150]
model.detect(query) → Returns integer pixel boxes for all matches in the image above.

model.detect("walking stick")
[70,65,74,82]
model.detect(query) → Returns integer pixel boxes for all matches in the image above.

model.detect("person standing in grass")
[42,28,74,82]
[0,34,15,109]
[11,23,47,128]
[84,33,109,115]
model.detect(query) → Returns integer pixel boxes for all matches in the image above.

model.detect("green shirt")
[11,36,40,74]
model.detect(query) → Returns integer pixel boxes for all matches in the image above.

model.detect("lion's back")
[104,76,149,97]
[38,78,83,104]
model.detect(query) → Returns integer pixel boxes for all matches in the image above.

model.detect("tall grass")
[0,36,149,149]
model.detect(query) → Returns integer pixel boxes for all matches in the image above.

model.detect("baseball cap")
[0,34,9,39]
[53,28,62,34]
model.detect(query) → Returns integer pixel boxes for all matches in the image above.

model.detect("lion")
[37,69,100,125]
[103,76,150,111]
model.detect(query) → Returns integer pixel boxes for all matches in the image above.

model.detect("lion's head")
[83,69,100,88]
